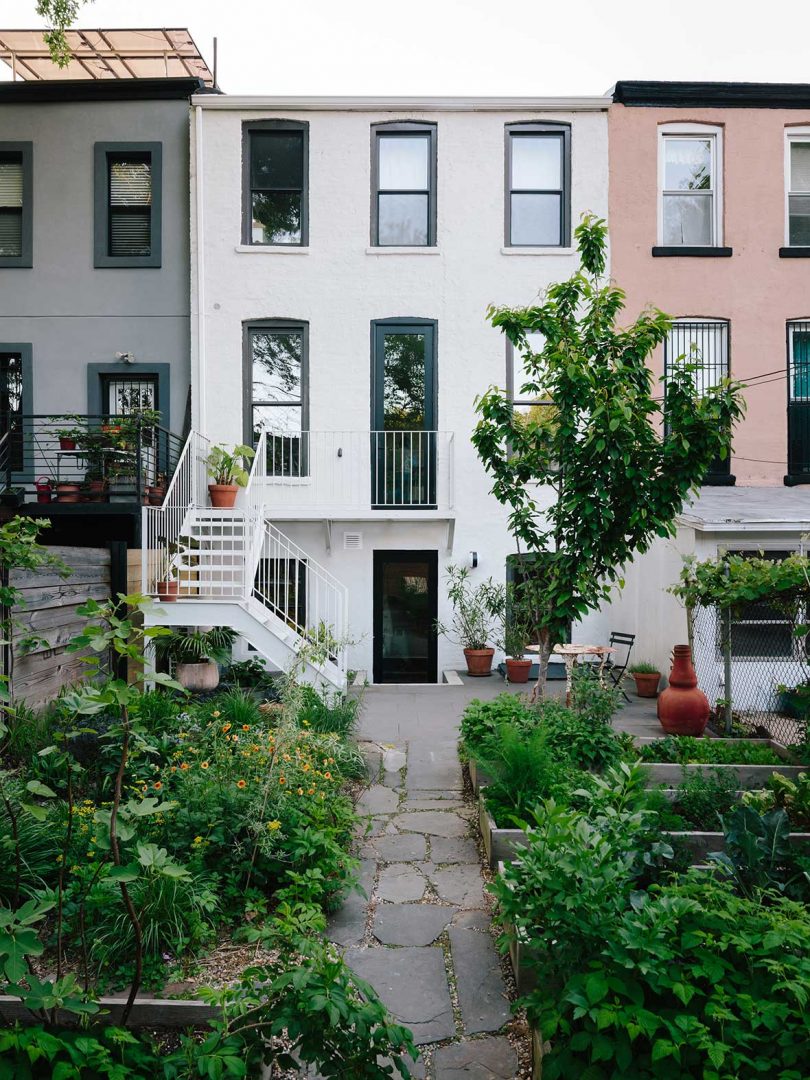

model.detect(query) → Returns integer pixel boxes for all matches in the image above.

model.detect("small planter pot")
[55,482,81,504]
[146,485,166,506]
[631,671,661,698]
[58,437,76,451]
[464,647,495,677]
[84,479,107,503]
[208,483,238,508]
[176,661,220,692]
[478,789,528,869]
[505,658,532,684]
[156,579,179,603]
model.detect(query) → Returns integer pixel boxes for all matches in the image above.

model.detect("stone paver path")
[325,683,522,1079]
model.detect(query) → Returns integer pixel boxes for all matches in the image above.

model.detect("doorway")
[373,550,438,683]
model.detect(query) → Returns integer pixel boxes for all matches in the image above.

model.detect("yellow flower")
[283,753,291,762]
[200,761,210,770]
[192,836,203,846]
[302,763,310,772]
[212,711,221,718]
[222,722,231,733]
[153,781,162,790]
[279,776,286,785]
[307,787,315,795]
[180,762,189,771]
[236,779,246,790]
[267,820,281,831]
[297,787,304,796]
[302,718,310,727]
[242,724,250,732]
[324,771,332,781]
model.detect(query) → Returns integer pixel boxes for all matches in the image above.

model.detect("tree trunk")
[531,628,552,702]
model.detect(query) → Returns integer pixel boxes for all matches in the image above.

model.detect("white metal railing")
[142,430,209,596]
[252,519,349,674]
[256,430,454,512]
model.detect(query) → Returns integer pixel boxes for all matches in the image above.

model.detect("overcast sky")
[0,0,806,95]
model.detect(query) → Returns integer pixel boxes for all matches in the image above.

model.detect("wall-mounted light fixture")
[115,351,136,364]
[468,551,478,569]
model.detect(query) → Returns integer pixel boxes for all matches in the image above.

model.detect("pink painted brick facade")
[609,99,810,486]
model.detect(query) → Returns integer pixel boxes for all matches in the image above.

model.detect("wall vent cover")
[344,532,363,550]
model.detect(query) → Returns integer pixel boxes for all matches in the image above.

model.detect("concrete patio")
[324,676,660,1078]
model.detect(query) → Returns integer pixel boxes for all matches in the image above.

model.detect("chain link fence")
[690,602,809,746]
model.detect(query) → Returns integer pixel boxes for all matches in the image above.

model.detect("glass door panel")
[373,551,438,683]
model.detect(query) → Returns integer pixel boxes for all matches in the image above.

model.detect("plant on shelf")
[205,443,256,508]
[435,564,505,677]
[49,415,87,451]
[153,626,237,691]
[627,659,661,698]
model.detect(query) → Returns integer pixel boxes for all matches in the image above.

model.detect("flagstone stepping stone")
[430,836,480,863]
[408,789,466,800]
[433,1036,518,1078]
[345,946,455,1044]
[430,865,485,907]
[377,864,427,903]
[382,747,407,773]
[449,927,511,1034]
[364,833,428,862]
[403,799,466,811]
[356,784,400,815]
[452,910,491,931]
[395,811,469,838]
[326,859,375,946]
[373,903,458,946]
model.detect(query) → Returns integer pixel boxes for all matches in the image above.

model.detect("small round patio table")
[551,643,615,705]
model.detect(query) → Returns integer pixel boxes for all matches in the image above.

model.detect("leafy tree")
[473,215,745,691]
[35,0,89,67]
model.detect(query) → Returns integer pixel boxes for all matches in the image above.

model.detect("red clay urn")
[656,644,710,736]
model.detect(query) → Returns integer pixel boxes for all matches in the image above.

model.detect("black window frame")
[243,319,310,473]
[0,142,33,269]
[370,122,438,248]
[94,141,162,268]
[663,318,734,486]
[505,122,571,249]
[0,342,33,480]
[242,120,309,247]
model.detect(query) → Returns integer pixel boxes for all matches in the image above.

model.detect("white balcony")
[252,430,455,520]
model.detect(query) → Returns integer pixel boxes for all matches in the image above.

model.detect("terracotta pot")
[147,485,166,506]
[85,478,106,504]
[176,661,220,692]
[632,672,661,698]
[464,647,495,677]
[208,483,238,508]
[156,579,179,603]
[505,658,532,684]
[657,645,710,735]
[55,482,81,504]
[59,437,76,451]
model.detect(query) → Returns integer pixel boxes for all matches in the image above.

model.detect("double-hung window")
[244,122,308,246]
[508,332,548,415]
[664,319,732,482]
[94,142,162,267]
[786,133,810,248]
[658,125,723,249]
[505,124,570,247]
[0,143,32,268]
[371,123,437,247]
[246,321,308,476]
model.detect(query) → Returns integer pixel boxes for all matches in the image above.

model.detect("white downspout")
[193,104,206,434]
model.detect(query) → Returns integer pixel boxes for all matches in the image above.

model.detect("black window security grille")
[247,127,306,245]
[0,351,23,470]
[108,153,152,257]
[664,320,731,480]
[788,320,810,478]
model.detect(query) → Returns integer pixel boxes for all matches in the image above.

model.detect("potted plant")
[153,626,237,691]
[435,564,504,677]
[628,660,661,698]
[55,481,81,503]
[156,564,179,603]
[501,582,534,683]
[50,415,87,451]
[0,486,24,507]
[146,472,167,506]
[205,444,255,508]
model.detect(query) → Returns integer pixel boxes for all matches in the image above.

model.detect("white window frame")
[657,123,723,247]
[784,127,810,247]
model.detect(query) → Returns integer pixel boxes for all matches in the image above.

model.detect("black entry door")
[373,551,438,683]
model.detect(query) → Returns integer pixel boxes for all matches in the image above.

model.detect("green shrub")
[628,660,660,675]
[537,876,810,1080]
[742,771,810,829]
[132,689,184,734]
[568,668,621,724]
[0,1024,161,1079]
[0,701,55,763]
[0,791,60,902]
[710,804,810,902]
[541,707,623,773]
[214,686,262,729]
[459,694,538,761]
[298,684,360,738]
[671,768,739,830]
[481,724,574,825]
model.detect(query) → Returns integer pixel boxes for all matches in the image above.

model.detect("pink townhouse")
[587,82,810,696]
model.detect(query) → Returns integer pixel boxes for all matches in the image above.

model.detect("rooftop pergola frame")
[0,27,214,86]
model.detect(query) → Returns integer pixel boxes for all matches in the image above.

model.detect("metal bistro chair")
[603,632,635,702]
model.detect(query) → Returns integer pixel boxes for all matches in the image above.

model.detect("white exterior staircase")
[142,432,349,690]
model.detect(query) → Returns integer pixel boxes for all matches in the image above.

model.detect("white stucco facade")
[190,94,610,679]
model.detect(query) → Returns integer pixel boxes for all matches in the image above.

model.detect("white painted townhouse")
[144,92,610,687]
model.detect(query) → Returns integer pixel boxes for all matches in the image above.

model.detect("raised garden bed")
[479,790,528,868]
[468,758,492,795]
[634,736,805,788]
[0,995,219,1027]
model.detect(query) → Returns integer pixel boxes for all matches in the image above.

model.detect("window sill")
[779,247,810,258]
[702,474,736,487]
[0,258,32,269]
[500,246,574,256]
[651,246,732,258]
[784,473,810,486]
[365,246,440,255]
[234,245,309,255]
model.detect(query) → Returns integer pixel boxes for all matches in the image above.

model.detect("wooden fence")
[7,546,111,709]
